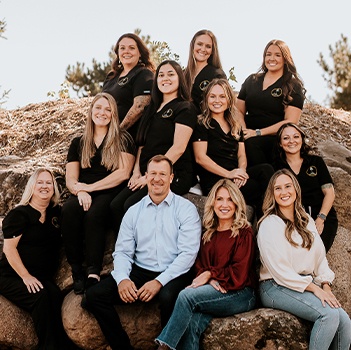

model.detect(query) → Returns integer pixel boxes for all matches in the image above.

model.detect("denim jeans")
[156,284,256,350]
[259,279,351,350]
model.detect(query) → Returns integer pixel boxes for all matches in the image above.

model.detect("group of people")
[0,29,350,350]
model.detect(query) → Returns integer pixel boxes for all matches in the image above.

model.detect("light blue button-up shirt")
[111,191,201,286]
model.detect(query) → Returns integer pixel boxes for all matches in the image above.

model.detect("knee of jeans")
[320,306,340,324]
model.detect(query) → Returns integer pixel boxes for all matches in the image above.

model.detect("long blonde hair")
[198,78,241,140]
[19,168,60,206]
[202,179,250,243]
[258,169,314,249]
[184,30,223,91]
[80,93,132,171]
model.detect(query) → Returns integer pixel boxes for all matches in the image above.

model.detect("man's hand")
[137,280,162,302]
[118,279,138,303]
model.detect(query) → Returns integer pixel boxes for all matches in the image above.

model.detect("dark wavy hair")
[255,39,305,106]
[136,60,190,145]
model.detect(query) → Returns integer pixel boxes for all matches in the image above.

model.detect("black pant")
[83,265,193,350]
[61,186,125,276]
[0,273,76,350]
[244,135,276,167]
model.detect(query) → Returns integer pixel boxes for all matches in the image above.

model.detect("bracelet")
[321,281,332,288]
[317,213,327,221]
[255,129,261,136]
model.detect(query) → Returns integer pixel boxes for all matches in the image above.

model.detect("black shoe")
[72,275,85,295]
[85,276,99,290]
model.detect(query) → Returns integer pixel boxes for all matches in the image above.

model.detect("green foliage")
[0,17,6,39]
[318,34,351,110]
[65,29,179,98]
[0,16,9,106]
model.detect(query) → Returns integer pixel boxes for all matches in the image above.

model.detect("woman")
[184,29,226,113]
[102,33,155,140]
[110,60,197,230]
[236,39,305,167]
[257,169,351,350]
[274,123,338,251]
[156,179,257,350]
[61,92,135,294]
[0,168,76,349]
[193,78,274,216]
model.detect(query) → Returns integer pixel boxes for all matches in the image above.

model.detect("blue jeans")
[156,284,256,350]
[260,279,351,350]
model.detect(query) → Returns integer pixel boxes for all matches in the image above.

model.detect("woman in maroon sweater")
[156,178,257,350]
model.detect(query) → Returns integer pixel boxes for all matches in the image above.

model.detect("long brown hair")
[256,39,305,105]
[258,169,314,249]
[198,78,241,140]
[184,30,223,91]
[80,93,132,171]
[202,179,250,243]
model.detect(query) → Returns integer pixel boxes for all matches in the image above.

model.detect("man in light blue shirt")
[83,155,201,350]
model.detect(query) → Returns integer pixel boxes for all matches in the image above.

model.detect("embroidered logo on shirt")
[162,109,173,118]
[52,217,60,228]
[271,88,283,97]
[306,166,317,177]
[199,80,210,91]
[118,77,129,86]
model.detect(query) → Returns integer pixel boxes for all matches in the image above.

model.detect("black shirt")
[193,119,244,194]
[238,74,304,130]
[139,98,197,175]
[1,205,61,280]
[191,64,226,113]
[103,66,154,139]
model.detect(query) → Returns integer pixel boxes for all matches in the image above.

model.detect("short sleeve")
[288,80,305,109]
[2,207,33,238]
[67,136,82,163]
[132,69,154,98]
[192,122,209,142]
[315,156,333,186]
[173,102,197,129]
[121,131,137,156]
[237,74,253,101]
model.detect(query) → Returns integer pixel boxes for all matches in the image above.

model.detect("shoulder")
[69,136,82,147]
[259,215,285,233]
[134,67,154,79]
[173,194,199,214]
[238,225,255,240]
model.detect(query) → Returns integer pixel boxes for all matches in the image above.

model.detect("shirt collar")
[145,190,174,207]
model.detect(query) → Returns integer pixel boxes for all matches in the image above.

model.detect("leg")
[244,135,276,167]
[320,207,338,252]
[259,279,349,350]
[83,274,133,350]
[329,307,351,350]
[157,284,255,349]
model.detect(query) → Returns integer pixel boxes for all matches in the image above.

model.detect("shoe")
[72,274,85,295]
[85,276,99,290]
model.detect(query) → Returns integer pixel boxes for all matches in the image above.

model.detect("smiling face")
[118,37,140,70]
[214,187,236,223]
[193,34,213,64]
[207,84,228,116]
[91,97,112,128]
[265,44,284,74]
[31,171,55,203]
[157,63,179,98]
[273,174,297,210]
[280,126,303,155]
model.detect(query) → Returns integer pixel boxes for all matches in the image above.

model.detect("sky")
[1,0,351,110]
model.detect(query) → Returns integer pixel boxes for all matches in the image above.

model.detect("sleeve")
[111,207,137,285]
[314,156,333,186]
[237,74,253,101]
[192,122,209,142]
[173,102,198,129]
[2,207,29,238]
[288,80,305,109]
[214,67,227,79]
[132,69,154,97]
[257,215,313,292]
[120,131,137,156]
[66,137,81,163]
[156,199,201,286]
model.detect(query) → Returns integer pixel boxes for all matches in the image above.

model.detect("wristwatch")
[317,213,327,221]
[255,129,261,136]
[321,281,332,288]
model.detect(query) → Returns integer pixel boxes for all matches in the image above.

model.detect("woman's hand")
[77,191,92,211]
[74,182,90,194]
[209,279,227,294]
[314,217,325,235]
[128,175,147,191]
[23,274,43,293]
[243,128,256,140]
[187,271,211,289]
[314,286,341,308]
[229,168,249,188]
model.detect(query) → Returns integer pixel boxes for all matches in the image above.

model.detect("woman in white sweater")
[257,169,350,350]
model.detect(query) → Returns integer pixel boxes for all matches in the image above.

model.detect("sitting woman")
[61,92,135,294]
[193,78,274,216]
[257,169,351,350]
[184,29,226,113]
[156,179,257,350]
[0,168,76,349]
[236,39,305,167]
[110,60,197,230]
[274,122,338,251]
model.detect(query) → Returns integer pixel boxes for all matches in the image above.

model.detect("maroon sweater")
[195,226,257,291]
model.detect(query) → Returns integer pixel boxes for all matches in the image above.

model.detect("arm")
[128,146,147,191]
[3,237,43,293]
[164,123,193,164]
[65,161,80,195]
[235,98,247,129]
[315,184,335,234]
[119,95,151,131]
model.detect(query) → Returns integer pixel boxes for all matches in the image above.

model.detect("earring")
[118,59,122,68]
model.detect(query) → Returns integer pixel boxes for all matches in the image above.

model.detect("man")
[82,155,201,350]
